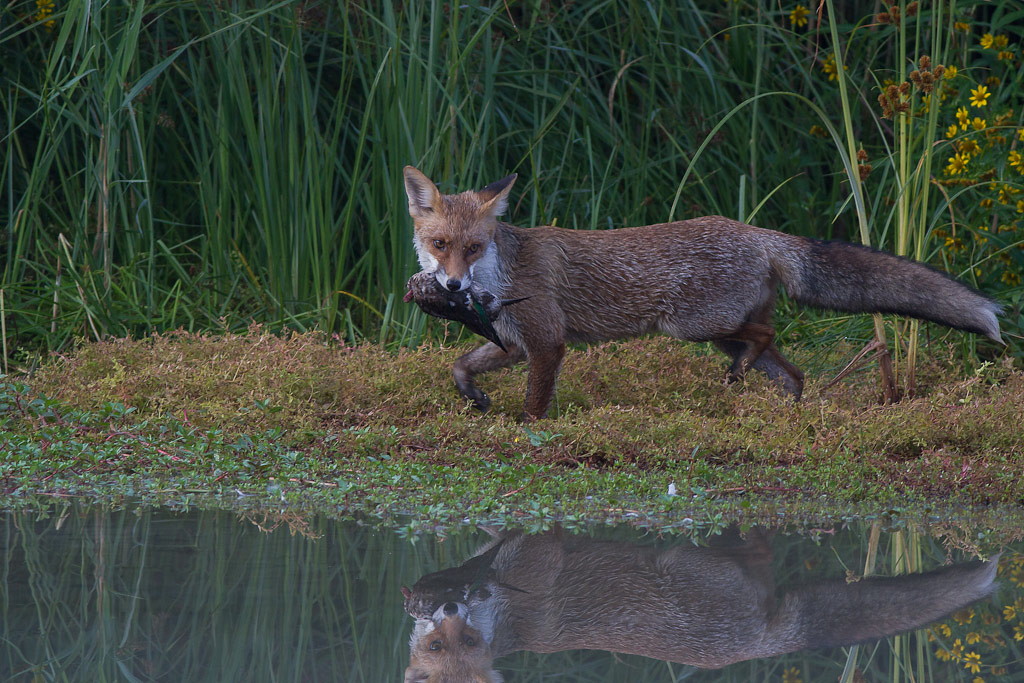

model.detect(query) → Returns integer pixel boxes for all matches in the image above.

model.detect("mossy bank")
[1,330,1022,534]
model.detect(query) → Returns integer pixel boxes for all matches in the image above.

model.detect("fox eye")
[467,243,480,254]
[429,640,442,651]
[464,636,476,647]
[432,239,446,250]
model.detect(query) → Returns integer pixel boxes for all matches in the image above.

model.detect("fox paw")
[456,385,491,412]
[471,392,491,412]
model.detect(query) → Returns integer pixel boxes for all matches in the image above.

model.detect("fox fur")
[403,166,1002,419]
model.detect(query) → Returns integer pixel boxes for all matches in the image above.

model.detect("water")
[1,504,1021,682]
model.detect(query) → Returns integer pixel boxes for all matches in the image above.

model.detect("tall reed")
[2,1,1018,363]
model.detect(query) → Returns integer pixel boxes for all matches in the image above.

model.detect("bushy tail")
[777,238,1002,342]
[768,557,999,654]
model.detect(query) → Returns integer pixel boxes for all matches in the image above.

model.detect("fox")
[403,166,1003,419]
[403,528,999,680]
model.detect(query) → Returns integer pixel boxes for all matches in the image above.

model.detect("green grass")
[2,331,1022,531]
[2,0,1022,370]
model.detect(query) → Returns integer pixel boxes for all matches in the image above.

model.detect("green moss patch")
[2,330,1022,530]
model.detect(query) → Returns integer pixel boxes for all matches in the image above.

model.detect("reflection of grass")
[1,332,1023,532]
[1,506,1017,681]
[0,505,418,681]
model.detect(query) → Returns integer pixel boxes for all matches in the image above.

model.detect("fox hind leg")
[453,342,525,412]
[714,338,805,399]
[717,321,775,383]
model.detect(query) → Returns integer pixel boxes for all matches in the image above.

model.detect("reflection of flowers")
[963,651,982,674]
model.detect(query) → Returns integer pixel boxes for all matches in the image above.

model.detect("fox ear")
[404,166,441,218]
[478,173,517,217]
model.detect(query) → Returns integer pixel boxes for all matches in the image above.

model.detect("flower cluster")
[928,553,1024,680]
[876,1,918,27]
[806,5,1020,293]
[35,0,56,30]
[789,4,809,29]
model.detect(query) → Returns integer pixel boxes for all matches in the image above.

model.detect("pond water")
[1,505,1022,682]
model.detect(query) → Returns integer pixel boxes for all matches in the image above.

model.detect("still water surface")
[1,505,1022,681]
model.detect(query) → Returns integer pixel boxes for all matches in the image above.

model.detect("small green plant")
[522,426,563,448]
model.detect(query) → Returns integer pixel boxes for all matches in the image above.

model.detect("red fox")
[403,166,1003,419]
[403,529,999,680]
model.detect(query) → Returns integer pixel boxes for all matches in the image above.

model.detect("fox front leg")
[522,342,566,420]
[453,342,524,412]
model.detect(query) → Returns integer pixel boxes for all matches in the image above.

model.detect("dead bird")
[404,271,527,351]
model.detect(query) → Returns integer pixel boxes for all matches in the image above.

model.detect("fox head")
[403,166,517,293]
[404,601,502,683]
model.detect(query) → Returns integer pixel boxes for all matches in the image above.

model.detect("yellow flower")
[981,198,994,208]
[782,666,803,683]
[955,21,970,32]
[35,0,56,29]
[966,631,982,644]
[1017,199,1024,214]
[971,117,987,131]
[959,138,980,156]
[970,85,991,108]
[936,647,952,661]
[1004,603,1018,621]
[963,651,982,674]
[823,54,838,80]
[995,35,1009,48]
[1004,271,1023,286]
[957,106,970,130]
[937,623,953,638]
[790,5,810,27]
[954,608,976,625]
[1010,150,1024,173]
[1018,128,1024,142]
[945,64,959,79]
[946,124,959,139]
[821,54,848,82]
[946,153,970,175]
[999,50,1015,61]
[1015,622,1024,639]
[950,638,965,661]
[809,124,828,138]
[981,33,995,49]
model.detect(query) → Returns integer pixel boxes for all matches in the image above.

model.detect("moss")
[9,329,1023,516]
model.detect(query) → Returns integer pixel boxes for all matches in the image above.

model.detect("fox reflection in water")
[402,528,998,683]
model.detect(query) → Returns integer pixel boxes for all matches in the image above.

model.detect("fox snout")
[441,273,466,292]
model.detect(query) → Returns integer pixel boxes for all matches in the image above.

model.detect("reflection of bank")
[403,528,997,682]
